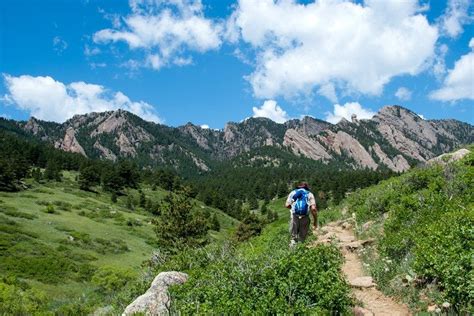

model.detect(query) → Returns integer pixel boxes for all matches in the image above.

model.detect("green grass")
[0,171,237,313]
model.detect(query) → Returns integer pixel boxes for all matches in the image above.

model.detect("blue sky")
[0,0,473,128]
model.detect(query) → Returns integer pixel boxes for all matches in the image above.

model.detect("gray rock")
[350,276,375,288]
[123,271,188,316]
[345,241,362,251]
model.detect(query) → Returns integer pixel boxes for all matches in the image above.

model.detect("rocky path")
[314,221,411,316]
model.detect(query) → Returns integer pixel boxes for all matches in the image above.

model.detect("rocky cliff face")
[17,105,473,174]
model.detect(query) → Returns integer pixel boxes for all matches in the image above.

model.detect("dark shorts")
[291,213,310,242]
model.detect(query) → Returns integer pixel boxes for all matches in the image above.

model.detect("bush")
[234,214,263,242]
[91,266,134,294]
[413,210,473,311]
[170,244,351,314]
[0,280,48,315]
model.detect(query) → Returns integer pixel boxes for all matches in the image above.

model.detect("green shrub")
[43,204,56,214]
[92,266,134,294]
[346,155,473,312]
[52,200,72,211]
[0,281,48,315]
[413,210,473,311]
[234,214,263,242]
[170,244,351,314]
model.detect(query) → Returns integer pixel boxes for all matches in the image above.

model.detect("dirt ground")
[313,222,411,316]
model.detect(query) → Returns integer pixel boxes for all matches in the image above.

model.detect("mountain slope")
[4,105,472,174]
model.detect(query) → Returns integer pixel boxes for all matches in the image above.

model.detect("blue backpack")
[292,188,309,215]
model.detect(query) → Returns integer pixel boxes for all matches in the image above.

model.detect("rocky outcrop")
[55,127,86,156]
[283,129,331,161]
[24,117,44,135]
[93,141,117,162]
[427,148,471,165]
[371,143,410,172]
[123,271,188,316]
[323,131,378,170]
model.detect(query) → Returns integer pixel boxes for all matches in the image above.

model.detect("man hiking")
[285,182,317,246]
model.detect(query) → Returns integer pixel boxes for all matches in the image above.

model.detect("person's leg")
[290,214,298,243]
[298,216,310,242]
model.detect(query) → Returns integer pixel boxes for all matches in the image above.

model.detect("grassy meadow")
[0,171,237,313]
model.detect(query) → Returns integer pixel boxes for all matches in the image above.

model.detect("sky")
[0,0,473,128]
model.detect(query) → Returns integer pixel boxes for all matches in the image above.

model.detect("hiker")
[285,182,317,246]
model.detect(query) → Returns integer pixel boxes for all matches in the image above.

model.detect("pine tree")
[154,192,210,251]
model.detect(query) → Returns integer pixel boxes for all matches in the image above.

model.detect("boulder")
[123,271,188,316]
[350,276,375,288]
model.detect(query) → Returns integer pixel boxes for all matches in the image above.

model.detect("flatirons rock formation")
[10,105,473,174]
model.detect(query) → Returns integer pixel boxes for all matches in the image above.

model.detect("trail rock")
[353,306,375,316]
[339,235,356,243]
[342,222,353,230]
[360,239,375,246]
[346,241,362,251]
[350,276,375,288]
[123,271,188,316]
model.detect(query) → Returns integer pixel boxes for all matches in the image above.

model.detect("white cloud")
[440,0,473,38]
[432,44,449,80]
[324,102,376,124]
[430,39,474,101]
[93,0,222,69]
[53,36,68,54]
[84,44,101,56]
[317,83,338,103]
[395,87,412,101]
[417,113,425,120]
[2,74,162,123]
[200,124,209,129]
[228,0,438,99]
[252,99,290,123]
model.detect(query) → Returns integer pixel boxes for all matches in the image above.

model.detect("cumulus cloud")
[440,0,473,38]
[228,0,438,99]
[200,124,209,129]
[93,0,222,70]
[429,38,474,101]
[395,87,412,101]
[252,99,290,123]
[2,74,162,123]
[53,36,68,54]
[324,102,376,124]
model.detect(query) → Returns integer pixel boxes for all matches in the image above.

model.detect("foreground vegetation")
[159,199,352,314]
[342,149,473,313]
[0,172,236,314]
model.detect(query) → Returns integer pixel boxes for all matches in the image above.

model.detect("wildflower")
[442,302,450,309]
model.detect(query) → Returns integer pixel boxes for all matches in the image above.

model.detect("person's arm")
[284,193,293,209]
[311,205,318,229]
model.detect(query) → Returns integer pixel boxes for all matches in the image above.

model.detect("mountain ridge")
[3,105,472,174]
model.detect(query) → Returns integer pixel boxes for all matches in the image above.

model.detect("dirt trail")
[313,221,411,316]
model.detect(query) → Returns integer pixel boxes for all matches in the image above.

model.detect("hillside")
[333,148,473,313]
[3,105,472,175]
[0,171,237,314]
